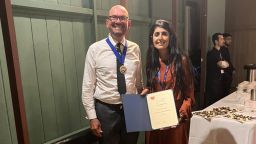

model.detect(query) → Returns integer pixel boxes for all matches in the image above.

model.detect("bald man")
[82,5,143,144]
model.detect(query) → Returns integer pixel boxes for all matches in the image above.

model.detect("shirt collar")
[108,34,126,47]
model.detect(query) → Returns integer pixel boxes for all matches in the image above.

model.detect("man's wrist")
[90,118,98,121]
[86,109,97,120]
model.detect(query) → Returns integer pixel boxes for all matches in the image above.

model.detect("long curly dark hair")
[146,20,190,95]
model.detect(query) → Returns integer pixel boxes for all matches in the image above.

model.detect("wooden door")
[185,0,207,109]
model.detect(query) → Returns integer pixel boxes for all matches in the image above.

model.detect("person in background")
[82,5,143,144]
[222,33,235,95]
[223,33,232,48]
[205,33,230,107]
[141,19,195,144]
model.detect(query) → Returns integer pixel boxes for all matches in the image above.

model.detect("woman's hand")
[140,88,149,96]
[179,99,192,121]
[159,125,178,130]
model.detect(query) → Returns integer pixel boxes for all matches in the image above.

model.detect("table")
[189,92,256,144]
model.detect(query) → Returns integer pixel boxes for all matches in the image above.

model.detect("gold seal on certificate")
[120,65,127,74]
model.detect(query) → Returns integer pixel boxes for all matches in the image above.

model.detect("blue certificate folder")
[121,94,152,132]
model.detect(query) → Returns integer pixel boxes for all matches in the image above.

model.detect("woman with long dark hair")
[141,19,195,144]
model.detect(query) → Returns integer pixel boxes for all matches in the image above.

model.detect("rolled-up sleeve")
[82,46,97,119]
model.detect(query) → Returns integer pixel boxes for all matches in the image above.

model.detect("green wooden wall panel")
[30,16,59,141]
[100,0,119,11]
[45,0,58,4]
[70,0,82,7]
[58,0,70,6]
[60,18,81,131]
[0,27,12,144]
[127,0,149,17]
[95,0,102,10]
[20,0,44,2]
[72,20,93,127]
[59,0,89,6]
[46,16,71,135]
[49,0,92,8]
[96,20,109,41]
[0,67,12,144]
[81,0,91,8]
[0,23,18,144]
[14,16,45,144]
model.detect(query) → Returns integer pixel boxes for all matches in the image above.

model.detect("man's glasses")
[108,15,128,22]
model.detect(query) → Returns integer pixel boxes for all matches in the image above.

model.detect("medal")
[120,65,127,74]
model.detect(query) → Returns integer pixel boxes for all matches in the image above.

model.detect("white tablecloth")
[189,92,256,144]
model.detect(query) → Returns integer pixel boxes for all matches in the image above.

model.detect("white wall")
[207,0,226,50]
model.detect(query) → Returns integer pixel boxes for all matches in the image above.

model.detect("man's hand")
[140,88,149,96]
[90,118,103,137]
[217,60,229,68]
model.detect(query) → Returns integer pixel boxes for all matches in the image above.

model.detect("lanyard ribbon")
[157,65,169,89]
[106,37,127,64]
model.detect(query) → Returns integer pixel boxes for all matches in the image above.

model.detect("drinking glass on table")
[235,92,246,112]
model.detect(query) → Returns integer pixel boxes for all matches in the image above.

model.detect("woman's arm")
[179,55,195,119]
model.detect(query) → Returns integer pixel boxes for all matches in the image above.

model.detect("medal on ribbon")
[106,37,128,74]
[119,65,127,74]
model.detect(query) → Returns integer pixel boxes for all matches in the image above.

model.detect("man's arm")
[82,46,97,119]
[82,45,102,137]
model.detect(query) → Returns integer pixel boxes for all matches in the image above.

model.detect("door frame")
[184,0,207,109]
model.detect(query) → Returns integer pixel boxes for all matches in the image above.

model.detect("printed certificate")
[146,90,178,129]
[121,89,178,132]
